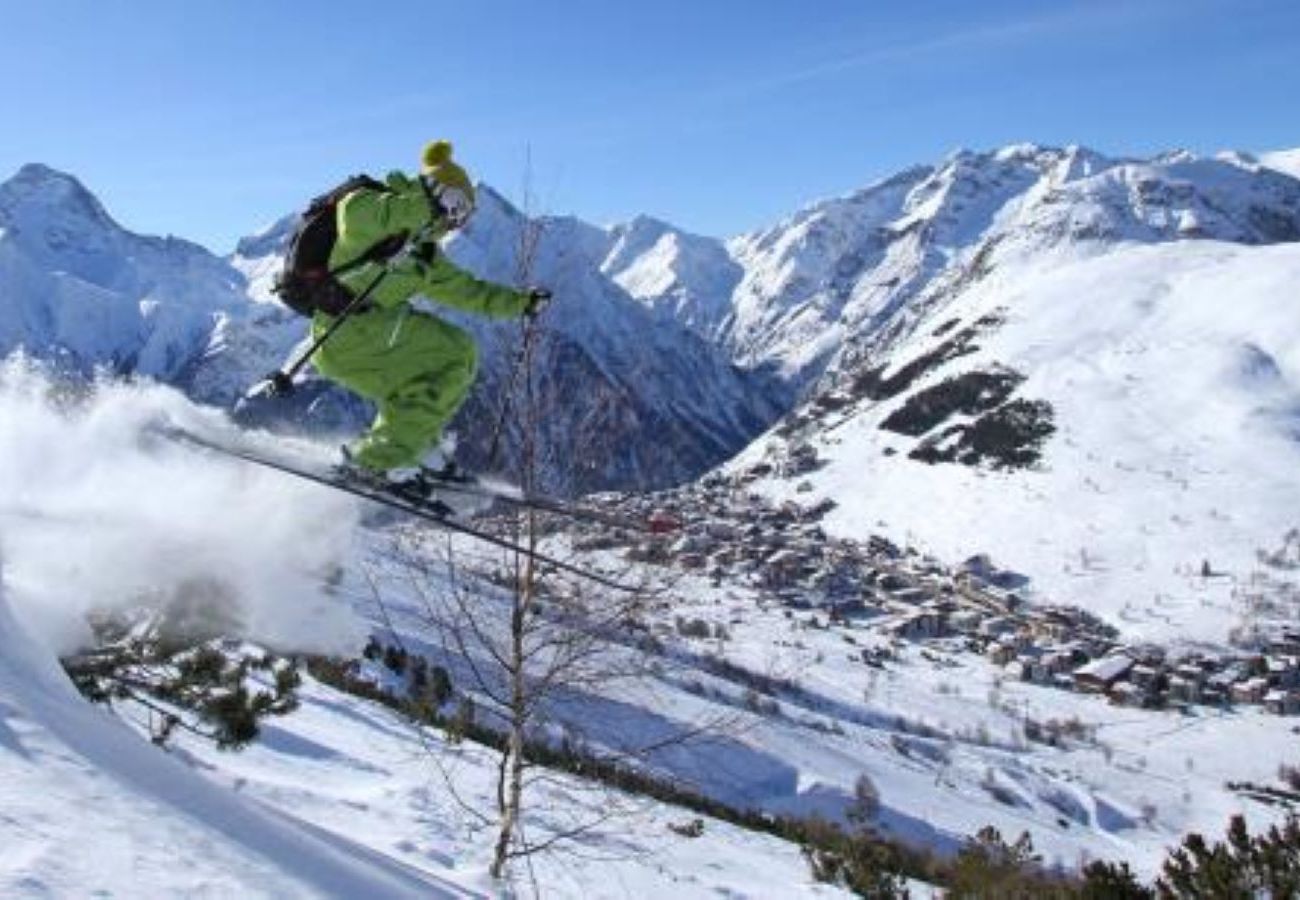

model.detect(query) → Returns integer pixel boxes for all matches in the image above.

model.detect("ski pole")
[255,222,434,398]
[259,266,390,397]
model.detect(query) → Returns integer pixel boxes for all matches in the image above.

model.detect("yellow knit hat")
[421,140,453,172]
[420,139,475,209]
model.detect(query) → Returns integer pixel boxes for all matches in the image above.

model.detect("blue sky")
[1,0,1296,252]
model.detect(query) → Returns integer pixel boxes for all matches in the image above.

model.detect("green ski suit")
[311,172,530,472]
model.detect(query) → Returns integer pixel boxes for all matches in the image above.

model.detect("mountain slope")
[736,238,1300,643]
[1266,152,1300,180]
[220,186,793,493]
[0,164,249,381]
[0,168,790,494]
[0,364,864,898]
[722,146,1300,388]
[0,558,465,899]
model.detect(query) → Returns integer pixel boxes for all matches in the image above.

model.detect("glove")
[411,239,438,265]
[525,287,552,318]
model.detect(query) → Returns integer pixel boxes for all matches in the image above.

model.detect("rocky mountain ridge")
[2,144,1298,498]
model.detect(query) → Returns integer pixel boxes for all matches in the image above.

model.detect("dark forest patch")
[909,399,1055,470]
[849,310,1005,402]
[880,368,1024,437]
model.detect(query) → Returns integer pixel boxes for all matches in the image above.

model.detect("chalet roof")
[1075,655,1134,683]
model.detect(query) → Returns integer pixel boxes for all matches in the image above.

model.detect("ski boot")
[334,448,457,519]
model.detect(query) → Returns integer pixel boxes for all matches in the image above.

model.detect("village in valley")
[562,451,1300,724]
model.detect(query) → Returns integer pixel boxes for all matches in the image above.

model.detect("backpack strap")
[330,231,410,277]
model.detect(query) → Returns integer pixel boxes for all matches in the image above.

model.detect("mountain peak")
[232,212,298,261]
[12,162,85,187]
[0,162,118,231]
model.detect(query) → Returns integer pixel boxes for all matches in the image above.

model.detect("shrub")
[947,826,1078,898]
[675,616,712,639]
[1156,814,1300,898]
[847,773,881,825]
[1080,860,1154,899]
[382,643,407,675]
[668,818,705,838]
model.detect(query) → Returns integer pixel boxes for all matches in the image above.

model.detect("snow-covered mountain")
[571,145,1300,398]
[6,366,1299,894]
[221,186,793,493]
[0,167,790,494]
[4,145,1299,522]
[1251,148,1300,181]
[6,145,1300,894]
[0,164,249,380]
[720,147,1300,642]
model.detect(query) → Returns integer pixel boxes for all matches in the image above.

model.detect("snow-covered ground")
[0,328,1297,897]
[529,535,1300,878]
[0,562,472,898]
[1260,149,1300,181]
[0,366,855,898]
[737,240,1300,646]
[0,556,855,898]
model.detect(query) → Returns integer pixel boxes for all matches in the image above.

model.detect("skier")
[286,140,550,493]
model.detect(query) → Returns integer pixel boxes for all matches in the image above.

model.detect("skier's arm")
[409,254,530,319]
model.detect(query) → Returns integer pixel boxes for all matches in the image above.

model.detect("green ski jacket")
[326,172,529,318]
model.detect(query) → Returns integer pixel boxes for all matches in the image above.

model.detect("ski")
[153,426,643,593]
[394,465,650,534]
[163,426,647,533]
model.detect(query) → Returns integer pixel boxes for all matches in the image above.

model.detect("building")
[948,609,983,634]
[1041,651,1075,676]
[762,549,811,588]
[886,611,945,640]
[986,639,1018,666]
[1264,690,1300,716]
[1168,675,1200,704]
[890,586,933,606]
[1232,678,1269,705]
[1109,682,1148,708]
[1130,665,1161,690]
[979,616,1018,639]
[1074,655,1135,693]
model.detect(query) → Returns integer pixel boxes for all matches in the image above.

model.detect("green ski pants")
[311,306,477,472]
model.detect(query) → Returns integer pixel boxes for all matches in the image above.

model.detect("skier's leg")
[311,307,411,402]
[350,352,476,470]
[345,315,478,472]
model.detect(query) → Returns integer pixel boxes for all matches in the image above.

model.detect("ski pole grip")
[267,370,295,397]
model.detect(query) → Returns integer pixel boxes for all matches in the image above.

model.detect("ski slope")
[0,563,473,898]
[0,364,851,898]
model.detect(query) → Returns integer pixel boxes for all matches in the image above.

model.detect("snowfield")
[0,366,855,898]
[738,240,1300,646]
[0,361,1290,894]
[0,560,858,899]
[0,565,468,898]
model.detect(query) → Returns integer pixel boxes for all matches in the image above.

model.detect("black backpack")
[273,175,409,316]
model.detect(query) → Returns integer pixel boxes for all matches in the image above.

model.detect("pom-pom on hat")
[421,139,454,172]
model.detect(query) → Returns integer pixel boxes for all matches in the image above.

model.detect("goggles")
[438,185,474,228]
